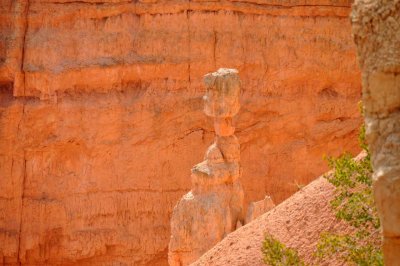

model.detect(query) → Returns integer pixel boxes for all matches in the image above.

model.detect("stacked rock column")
[168,69,244,266]
[351,1,400,264]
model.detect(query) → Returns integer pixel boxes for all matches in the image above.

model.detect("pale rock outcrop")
[245,196,275,224]
[351,1,400,264]
[168,69,244,266]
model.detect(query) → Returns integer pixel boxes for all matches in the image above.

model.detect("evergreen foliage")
[316,124,382,265]
[262,119,383,265]
[262,235,304,266]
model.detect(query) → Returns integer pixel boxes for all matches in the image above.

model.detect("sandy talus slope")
[193,177,352,266]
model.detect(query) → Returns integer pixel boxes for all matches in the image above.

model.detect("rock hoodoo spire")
[168,68,244,266]
[351,0,400,264]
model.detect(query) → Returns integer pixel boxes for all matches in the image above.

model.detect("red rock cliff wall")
[0,0,360,265]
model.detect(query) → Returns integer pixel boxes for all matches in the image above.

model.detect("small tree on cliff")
[262,114,383,265]
[315,122,383,265]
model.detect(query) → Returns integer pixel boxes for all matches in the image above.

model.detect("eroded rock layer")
[1,0,360,265]
[169,68,244,265]
[351,1,400,264]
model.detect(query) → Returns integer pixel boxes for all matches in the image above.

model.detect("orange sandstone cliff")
[0,0,361,265]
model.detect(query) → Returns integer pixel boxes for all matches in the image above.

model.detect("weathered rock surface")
[192,176,354,266]
[245,195,275,224]
[169,68,244,266]
[1,0,361,265]
[351,1,400,264]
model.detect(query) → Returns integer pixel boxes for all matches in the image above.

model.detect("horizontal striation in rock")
[0,0,361,265]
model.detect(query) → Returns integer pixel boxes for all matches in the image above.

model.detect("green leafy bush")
[262,235,304,266]
[316,233,382,266]
[316,124,383,265]
[262,120,383,265]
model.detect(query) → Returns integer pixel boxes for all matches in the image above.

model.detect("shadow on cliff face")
[54,80,149,104]
[0,82,14,108]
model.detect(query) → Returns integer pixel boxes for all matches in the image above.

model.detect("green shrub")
[316,232,383,266]
[262,235,305,266]
[261,121,383,266]
[316,124,383,265]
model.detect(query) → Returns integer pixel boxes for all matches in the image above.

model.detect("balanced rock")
[168,69,244,266]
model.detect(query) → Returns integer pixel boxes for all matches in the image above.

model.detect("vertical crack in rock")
[213,30,217,69]
[14,1,30,261]
[168,68,244,266]
[16,99,26,264]
[351,0,400,264]
[21,0,29,97]
[13,0,30,97]
[17,152,27,264]
[187,0,191,87]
